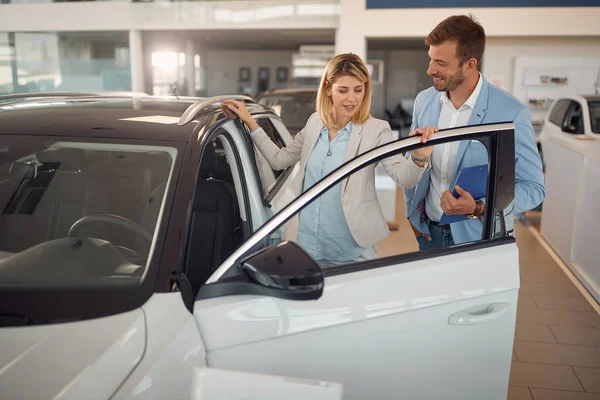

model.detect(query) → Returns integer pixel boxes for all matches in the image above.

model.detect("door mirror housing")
[241,241,324,301]
[562,125,578,134]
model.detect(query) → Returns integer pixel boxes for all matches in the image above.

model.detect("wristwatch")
[466,200,484,219]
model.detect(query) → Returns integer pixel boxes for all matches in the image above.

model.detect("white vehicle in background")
[539,95,600,146]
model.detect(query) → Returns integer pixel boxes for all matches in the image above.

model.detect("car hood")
[0,309,145,400]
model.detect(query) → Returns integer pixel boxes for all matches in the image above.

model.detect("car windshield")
[258,91,316,132]
[589,101,600,134]
[0,136,177,288]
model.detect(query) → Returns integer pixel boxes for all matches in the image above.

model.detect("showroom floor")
[378,200,600,400]
[508,220,600,400]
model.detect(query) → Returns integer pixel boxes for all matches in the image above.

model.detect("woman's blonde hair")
[316,53,372,130]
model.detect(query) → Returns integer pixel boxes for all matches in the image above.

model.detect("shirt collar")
[322,121,353,136]
[440,72,483,110]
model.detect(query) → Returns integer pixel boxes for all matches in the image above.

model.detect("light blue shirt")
[295,122,369,263]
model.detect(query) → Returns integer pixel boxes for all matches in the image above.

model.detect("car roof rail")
[178,95,255,126]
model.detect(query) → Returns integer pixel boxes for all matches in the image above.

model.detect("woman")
[222,53,437,265]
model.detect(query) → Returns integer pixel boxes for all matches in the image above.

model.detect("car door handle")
[448,302,511,325]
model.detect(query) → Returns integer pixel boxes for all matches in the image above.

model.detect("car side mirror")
[241,241,324,301]
[562,125,578,134]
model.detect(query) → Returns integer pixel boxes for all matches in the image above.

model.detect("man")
[405,14,545,250]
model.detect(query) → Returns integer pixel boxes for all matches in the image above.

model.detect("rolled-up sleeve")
[377,120,429,189]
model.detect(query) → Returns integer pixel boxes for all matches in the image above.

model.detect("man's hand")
[409,126,439,160]
[440,185,477,215]
[410,222,432,242]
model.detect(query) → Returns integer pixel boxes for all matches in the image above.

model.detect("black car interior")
[183,136,244,296]
[563,102,585,134]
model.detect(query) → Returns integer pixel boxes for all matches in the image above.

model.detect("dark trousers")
[417,220,455,250]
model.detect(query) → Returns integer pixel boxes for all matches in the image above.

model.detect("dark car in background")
[256,87,317,136]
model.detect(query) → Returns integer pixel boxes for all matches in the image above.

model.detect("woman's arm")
[376,121,433,189]
[222,99,308,171]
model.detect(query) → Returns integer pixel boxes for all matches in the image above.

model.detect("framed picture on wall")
[258,67,270,92]
[276,67,288,83]
[239,67,251,82]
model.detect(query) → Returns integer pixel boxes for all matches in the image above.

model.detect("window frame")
[199,123,516,298]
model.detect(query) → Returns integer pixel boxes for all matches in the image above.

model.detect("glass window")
[548,99,572,126]
[0,136,177,287]
[252,118,286,196]
[0,31,131,95]
[589,101,600,134]
[563,102,584,134]
[251,140,492,268]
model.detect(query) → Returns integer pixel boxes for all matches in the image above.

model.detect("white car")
[539,95,600,147]
[0,93,520,400]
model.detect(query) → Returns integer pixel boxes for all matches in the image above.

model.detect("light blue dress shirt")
[251,122,374,263]
[298,122,374,263]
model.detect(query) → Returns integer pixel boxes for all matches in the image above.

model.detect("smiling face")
[328,75,366,124]
[427,41,468,92]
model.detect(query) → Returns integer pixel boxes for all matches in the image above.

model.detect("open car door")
[192,123,519,400]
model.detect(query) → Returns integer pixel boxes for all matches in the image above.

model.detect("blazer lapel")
[452,78,490,181]
[301,117,324,172]
[342,123,363,192]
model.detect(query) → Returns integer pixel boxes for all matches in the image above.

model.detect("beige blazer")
[252,112,428,248]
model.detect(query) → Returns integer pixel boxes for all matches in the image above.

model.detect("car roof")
[0,94,274,142]
[556,94,600,104]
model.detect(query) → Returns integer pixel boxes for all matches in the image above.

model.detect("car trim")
[324,237,516,277]
[206,122,516,284]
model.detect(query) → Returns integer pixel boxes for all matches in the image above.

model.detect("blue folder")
[439,164,488,225]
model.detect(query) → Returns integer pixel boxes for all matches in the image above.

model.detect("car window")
[0,136,177,287]
[549,99,572,126]
[589,101,600,134]
[563,101,584,134]
[252,118,285,194]
[245,139,493,270]
[255,117,285,149]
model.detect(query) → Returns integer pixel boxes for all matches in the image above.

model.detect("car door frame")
[202,122,516,288]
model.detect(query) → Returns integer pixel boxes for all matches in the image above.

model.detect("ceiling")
[144,29,336,51]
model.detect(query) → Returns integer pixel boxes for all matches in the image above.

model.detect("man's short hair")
[425,14,486,68]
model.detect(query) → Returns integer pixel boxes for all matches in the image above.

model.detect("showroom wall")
[482,37,600,94]
[205,50,294,96]
[368,49,430,118]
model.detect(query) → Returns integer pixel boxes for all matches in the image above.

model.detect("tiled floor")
[377,194,600,400]
[509,220,600,400]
